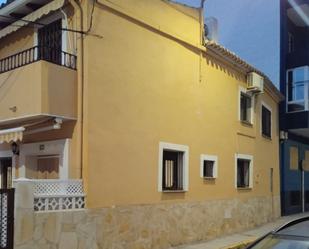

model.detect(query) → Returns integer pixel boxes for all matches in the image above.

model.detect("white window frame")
[235,154,253,189]
[158,142,189,192]
[200,154,218,179]
[261,101,272,138]
[286,66,309,113]
[239,86,254,124]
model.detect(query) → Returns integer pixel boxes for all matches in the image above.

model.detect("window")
[158,142,189,192]
[261,104,271,138]
[290,191,301,206]
[200,154,218,179]
[304,150,309,171]
[289,146,299,170]
[287,66,309,112]
[38,19,62,64]
[162,151,183,190]
[240,91,252,124]
[288,32,294,53]
[235,154,253,189]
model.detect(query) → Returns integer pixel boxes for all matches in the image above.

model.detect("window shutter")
[290,146,299,170]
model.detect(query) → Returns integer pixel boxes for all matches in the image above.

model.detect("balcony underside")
[290,128,309,139]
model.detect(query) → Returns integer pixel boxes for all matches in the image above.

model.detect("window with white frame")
[200,154,218,179]
[287,66,309,112]
[235,154,253,189]
[158,142,189,192]
[239,89,253,124]
[261,104,272,138]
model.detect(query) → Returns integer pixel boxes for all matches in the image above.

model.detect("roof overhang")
[205,41,284,103]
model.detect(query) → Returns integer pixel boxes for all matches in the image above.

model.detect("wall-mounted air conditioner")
[247,72,264,93]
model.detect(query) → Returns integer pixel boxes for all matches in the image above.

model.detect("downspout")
[200,0,206,45]
[199,0,206,83]
[68,0,85,180]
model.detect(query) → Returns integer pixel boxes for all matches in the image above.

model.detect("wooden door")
[37,157,59,179]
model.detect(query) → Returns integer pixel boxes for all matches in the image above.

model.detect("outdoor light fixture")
[11,142,19,155]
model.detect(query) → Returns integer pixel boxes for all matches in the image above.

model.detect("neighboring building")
[280,0,309,215]
[0,0,282,249]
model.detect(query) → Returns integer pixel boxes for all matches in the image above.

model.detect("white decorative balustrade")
[33,179,85,211]
[14,179,85,212]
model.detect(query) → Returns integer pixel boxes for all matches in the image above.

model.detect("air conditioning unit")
[247,72,264,93]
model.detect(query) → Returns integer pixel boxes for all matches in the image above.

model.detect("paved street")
[174,212,309,249]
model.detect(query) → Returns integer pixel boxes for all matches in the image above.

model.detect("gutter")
[200,0,206,45]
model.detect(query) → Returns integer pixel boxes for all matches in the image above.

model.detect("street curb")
[221,237,257,249]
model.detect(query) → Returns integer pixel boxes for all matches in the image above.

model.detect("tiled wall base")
[15,196,280,249]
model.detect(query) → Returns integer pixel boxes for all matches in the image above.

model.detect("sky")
[174,0,280,86]
[0,0,279,85]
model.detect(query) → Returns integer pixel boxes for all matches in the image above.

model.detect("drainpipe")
[68,0,85,180]
[199,0,206,83]
[200,0,206,45]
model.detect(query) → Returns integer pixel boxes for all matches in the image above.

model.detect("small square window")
[203,160,214,178]
[235,154,253,189]
[200,155,218,179]
[240,92,252,124]
[262,105,271,138]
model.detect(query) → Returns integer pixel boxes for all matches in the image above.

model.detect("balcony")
[0,46,77,125]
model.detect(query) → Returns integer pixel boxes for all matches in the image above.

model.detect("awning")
[0,0,65,39]
[0,127,25,144]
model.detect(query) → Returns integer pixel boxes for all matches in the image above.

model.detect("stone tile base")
[15,196,280,249]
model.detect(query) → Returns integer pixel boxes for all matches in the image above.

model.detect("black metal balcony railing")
[0,46,77,74]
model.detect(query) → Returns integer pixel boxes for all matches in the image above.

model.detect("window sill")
[237,187,252,190]
[240,120,253,127]
[262,134,272,140]
[203,177,216,180]
[162,190,186,193]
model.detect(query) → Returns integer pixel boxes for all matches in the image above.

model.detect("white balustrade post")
[14,178,34,211]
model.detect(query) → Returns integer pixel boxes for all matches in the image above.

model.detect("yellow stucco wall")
[82,0,281,208]
[0,0,281,210]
